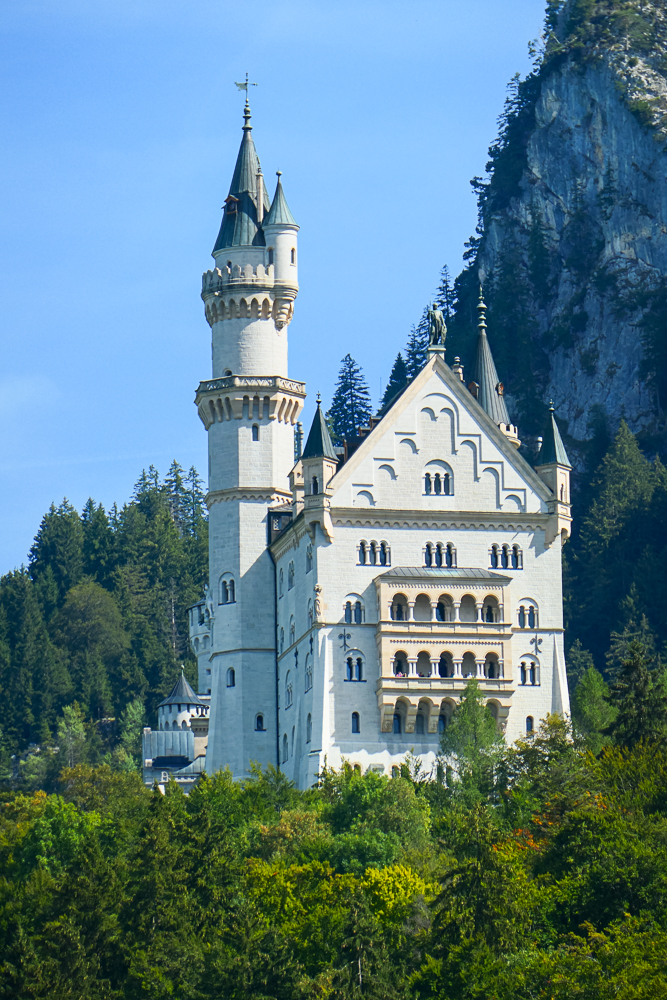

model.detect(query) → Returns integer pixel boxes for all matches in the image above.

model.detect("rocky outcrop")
[449,0,667,452]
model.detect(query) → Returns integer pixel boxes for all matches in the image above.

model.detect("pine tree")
[571,666,616,754]
[165,460,188,534]
[404,308,430,380]
[29,500,84,604]
[435,264,456,319]
[379,353,408,413]
[607,639,667,748]
[440,678,503,802]
[327,354,372,444]
[81,499,115,587]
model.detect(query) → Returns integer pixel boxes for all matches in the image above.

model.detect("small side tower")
[299,398,338,542]
[194,101,306,780]
[535,402,572,546]
[469,290,520,448]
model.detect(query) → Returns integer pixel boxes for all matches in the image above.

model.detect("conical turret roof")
[264,172,298,227]
[537,403,571,467]
[158,670,206,708]
[471,289,511,426]
[213,101,271,252]
[302,398,337,461]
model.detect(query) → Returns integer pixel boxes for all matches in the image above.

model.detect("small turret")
[263,172,299,329]
[297,396,337,541]
[535,402,572,546]
[470,289,520,448]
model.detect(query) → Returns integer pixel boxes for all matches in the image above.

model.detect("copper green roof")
[537,403,571,467]
[213,102,271,252]
[264,172,298,227]
[471,290,511,427]
[302,399,337,460]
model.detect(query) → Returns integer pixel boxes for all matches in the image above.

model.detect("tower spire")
[471,286,511,426]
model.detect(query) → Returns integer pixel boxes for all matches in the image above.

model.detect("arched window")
[355,657,363,681]
[526,716,534,735]
[346,656,353,681]
[352,712,360,734]
[529,661,536,685]
[391,765,400,778]
[228,580,235,603]
[354,600,363,624]
[227,667,235,688]
[424,473,432,495]
[443,473,451,495]
[255,714,265,731]
[291,247,296,264]
[279,569,284,598]
[520,662,527,685]
[306,713,312,743]
[291,726,295,756]
[438,653,453,677]
[391,595,406,621]
[518,602,538,628]
[425,542,433,567]
[285,672,293,708]
[221,581,229,604]
[288,562,295,590]
[268,248,274,266]
[435,543,443,567]
[490,544,499,569]
[279,628,284,654]
[306,544,313,573]
[252,424,259,441]
[393,654,407,676]
[434,473,442,495]
[379,541,389,566]
[528,606,536,628]
[446,543,456,568]
[164,720,170,730]
[393,713,402,734]
[511,544,522,569]
[519,605,526,628]
[311,476,319,495]
[415,714,425,734]
[305,655,313,692]
[282,734,288,762]
[359,541,368,565]
[370,541,378,565]
[501,545,509,569]
[344,601,352,624]
[438,714,448,734]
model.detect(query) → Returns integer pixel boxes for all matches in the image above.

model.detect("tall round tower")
[195,100,305,778]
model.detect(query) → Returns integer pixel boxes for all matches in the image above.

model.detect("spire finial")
[316,392,322,407]
[477,283,487,331]
[548,400,555,412]
[235,73,257,129]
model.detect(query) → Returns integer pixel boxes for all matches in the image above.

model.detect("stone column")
[453,602,461,622]
[408,658,418,677]
[454,659,462,678]
[407,602,415,621]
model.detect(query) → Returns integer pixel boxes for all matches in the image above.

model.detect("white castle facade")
[189,102,572,789]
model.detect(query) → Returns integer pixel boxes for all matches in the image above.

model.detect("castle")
[188,99,572,789]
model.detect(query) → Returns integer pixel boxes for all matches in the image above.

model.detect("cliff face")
[449,0,667,454]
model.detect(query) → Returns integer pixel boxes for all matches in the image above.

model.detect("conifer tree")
[327,354,372,444]
[81,499,115,588]
[405,308,430,380]
[607,639,667,748]
[571,666,616,754]
[29,500,84,604]
[440,678,502,801]
[435,264,457,319]
[379,353,408,412]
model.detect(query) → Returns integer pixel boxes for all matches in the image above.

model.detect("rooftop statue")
[427,302,447,349]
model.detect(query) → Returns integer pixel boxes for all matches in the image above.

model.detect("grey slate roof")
[537,403,571,467]
[264,173,297,227]
[213,104,271,252]
[158,671,207,709]
[302,401,337,460]
[378,567,512,582]
[142,729,195,761]
[471,292,511,427]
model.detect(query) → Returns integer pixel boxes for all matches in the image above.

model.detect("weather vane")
[235,73,258,97]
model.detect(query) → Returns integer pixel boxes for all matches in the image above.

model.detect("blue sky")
[0,0,545,573]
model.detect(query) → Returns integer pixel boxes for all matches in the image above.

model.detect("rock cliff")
[448,0,667,457]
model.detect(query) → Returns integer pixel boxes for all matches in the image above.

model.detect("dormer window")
[497,382,504,396]
[224,196,238,214]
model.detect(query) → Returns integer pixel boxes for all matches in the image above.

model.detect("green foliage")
[0,462,208,771]
[326,354,373,444]
[379,353,408,412]
[439,678,503,802]
[571,666,616,753]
